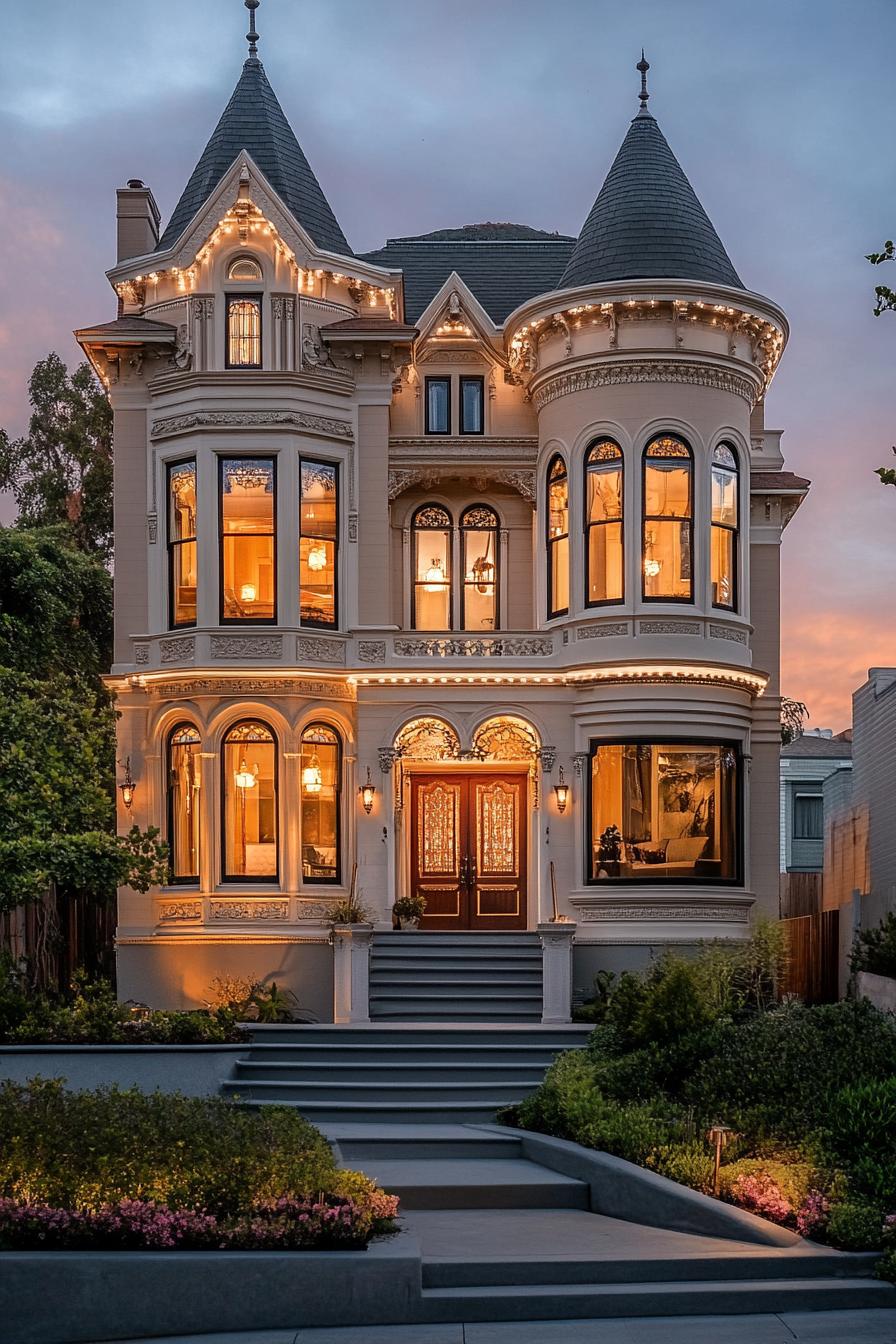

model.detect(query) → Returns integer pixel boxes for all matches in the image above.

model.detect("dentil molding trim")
[151,411,353,441]
[532,360,758,410]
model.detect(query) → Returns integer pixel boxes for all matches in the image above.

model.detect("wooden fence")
[1,892,116,992]
[779,871,822,919]
[779,909,840,1004]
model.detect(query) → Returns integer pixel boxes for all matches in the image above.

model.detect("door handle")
[459,854,469,888]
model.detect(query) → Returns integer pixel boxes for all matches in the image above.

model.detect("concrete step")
[373,933,540,946]
[368,1157,590,1211]
[419,1277,896,1322]
[241,1042,570,1063]
[368,990,544,1005]
[232,1061,551,1084]
[221,1079,539,1105]
[244,1025,590,1045]
[370,973,543,988]
[369,1008,543,1022]
[336,1136,524,1162]
[226,1099,516,1122]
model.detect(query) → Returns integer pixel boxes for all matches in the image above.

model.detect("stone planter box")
[0,1234,421,1344]
[0,1045,248,1096]
[856,970,896,1014]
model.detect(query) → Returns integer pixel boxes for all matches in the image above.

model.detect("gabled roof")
[560,107,744,291]
[359,224,575,325]
[781,733,853,760]
[156,55,350,257]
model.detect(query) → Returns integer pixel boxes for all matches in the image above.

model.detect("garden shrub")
[850,912,896,980]
[826,1077,896,1203]
[718,1157,819,1214]
[646,1142,715,1194]
[825,1199,887,1251]
[0,1079,397,1250]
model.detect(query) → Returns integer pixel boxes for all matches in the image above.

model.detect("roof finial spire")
[245,0,260,61]
[637,49,650,114]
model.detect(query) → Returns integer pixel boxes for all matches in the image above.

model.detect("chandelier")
[307,543,328,572]
[302,751,323,794]
[234,759,258,790]
[423,558,446,592]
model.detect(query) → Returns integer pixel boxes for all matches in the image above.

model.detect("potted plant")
[393,893,426,930]
[331,897,371,925]
[597,824,623,877]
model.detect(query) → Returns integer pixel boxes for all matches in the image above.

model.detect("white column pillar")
[332,923,373,1024]
[538,921,576,1024]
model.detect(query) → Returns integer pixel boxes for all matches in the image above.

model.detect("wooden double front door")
[410,772,528,930]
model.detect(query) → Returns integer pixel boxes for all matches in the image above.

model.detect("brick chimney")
[116,180,161,262]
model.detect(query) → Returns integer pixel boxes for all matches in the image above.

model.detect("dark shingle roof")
[157,57,350,257]
[560,110,744,291]
[75,316,177,342]
[359,224,575,324]
[781,735,853,760]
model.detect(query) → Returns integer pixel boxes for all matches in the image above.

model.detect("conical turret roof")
[559,101,743,291]
[156,54,351,256]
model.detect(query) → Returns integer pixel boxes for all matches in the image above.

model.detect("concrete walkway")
[122,1310,896,1342]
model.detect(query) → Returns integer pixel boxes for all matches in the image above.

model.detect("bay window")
[413,504,452,629]
[642,435,693,601]
[461,505,498,630]
[588,741,739,883]
[299,458,338,628]
[301,724,341,884]
[167,459,197,628]
[585,440,624,605]
[167,724,201,882]
[711,443,738,610]
[222,721,278,881]
[546,455,569,618]
[219,457,276,622]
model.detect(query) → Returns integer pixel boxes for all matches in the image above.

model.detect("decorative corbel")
[537,746,557,772]
[573,751,590,777]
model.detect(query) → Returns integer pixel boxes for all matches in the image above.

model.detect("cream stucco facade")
[78,29,807,1017]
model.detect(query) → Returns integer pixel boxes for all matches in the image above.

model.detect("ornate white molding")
[296,900,340,921]
[393,635,553,658]
[387,465,536,504]
[146,677,355,700]
[160,637,195,663]
[211,636,283,659]
[576,622,629,640]
[210,900,290,922]
[532,361,758,411]
[357,640,387,664]
[576,901,750,923]
[296,636,347,665]
[151,411,353,441]
[158,900,202,922]
[709,623,749,644]
[639,620,701,636]
[134,644,150,665]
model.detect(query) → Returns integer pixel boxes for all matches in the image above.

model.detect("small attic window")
[228,257,263,282]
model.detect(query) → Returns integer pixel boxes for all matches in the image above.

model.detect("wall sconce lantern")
[118,757,136,810]
[553,766,570,815]
[358,766,377,815]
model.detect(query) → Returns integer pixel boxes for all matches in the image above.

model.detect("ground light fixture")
[358,766,376,814]
[707,1121,735,1196]
[118,757,136,810]
[553,766,570,814]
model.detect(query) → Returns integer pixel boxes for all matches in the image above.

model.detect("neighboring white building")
[76,11,807,1016]
[779,730,852,874]
[825,669,896,992]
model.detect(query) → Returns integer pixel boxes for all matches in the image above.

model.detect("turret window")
[219,457,277,623]
[585,440,624,606]
[301,724,342,885]
[222,720,278,882]
[546,455,569,618]
[711,443,738,610]
[226,295,262,368]
[167,459,197,628]
[412,505,452,629]
[461,505,498,630]
[642,435,693,601]
[300,459,338,629]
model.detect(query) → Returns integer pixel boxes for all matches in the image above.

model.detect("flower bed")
[504,930,896,1270]
[0,1079,397,1251]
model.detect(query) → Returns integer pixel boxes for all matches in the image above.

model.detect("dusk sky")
[1,0,893,730]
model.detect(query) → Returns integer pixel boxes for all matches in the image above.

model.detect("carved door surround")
[409,770,528,930]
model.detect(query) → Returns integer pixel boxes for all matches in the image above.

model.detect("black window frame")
[641,434,694,604]
[220,718,280,885]
[460,503,500,631]
[166,456,197,631]
[299,456,340,632]
[218,455,278,626]
[424,376,451,435]
[224,292,263,370]
[300,722,343,887]
[459,376,485,435]
[584,439,625,609]
[711,442,739,612]
[546,454,569,620]
[411,503,453,630]
[584,737,743,887]
[166,721,201,885]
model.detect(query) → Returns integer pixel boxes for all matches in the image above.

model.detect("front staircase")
[369,930,544,1021]
[221,1022,590,1123]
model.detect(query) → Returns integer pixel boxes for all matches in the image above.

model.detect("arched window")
[461,505,499,630]
[642,435,693,601]
[167,724,201,882]
[413,505,452,629]
[585,440,624,606]
[300,458,338,628]
[226,291,262,368]
[301,724,342,884]
[227,256,263,282]
[711,443,738,610]
[222,721,278,881]
[546,456,569,618]
[167,460,197,628]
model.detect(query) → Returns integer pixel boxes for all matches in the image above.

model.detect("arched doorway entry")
[392,715,540,931]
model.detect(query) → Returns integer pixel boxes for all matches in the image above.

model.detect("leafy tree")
[867,241,896,488]
[780,696,809,745]
[0,354,113,559]
[0,526,112,681]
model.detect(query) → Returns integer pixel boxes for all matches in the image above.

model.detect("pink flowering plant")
[0,1080,398,1251]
